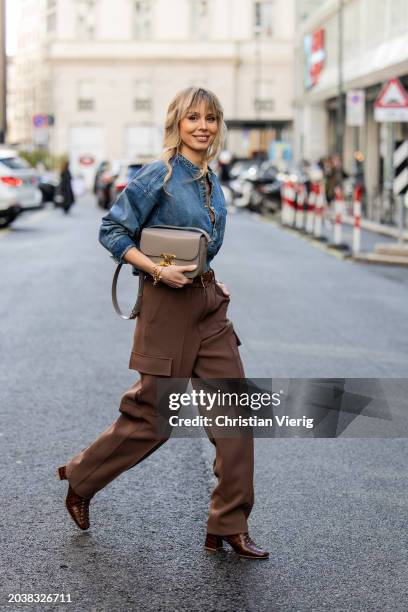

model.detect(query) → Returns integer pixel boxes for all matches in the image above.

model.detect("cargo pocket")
[129,350,173,376]
[141,282,167,325]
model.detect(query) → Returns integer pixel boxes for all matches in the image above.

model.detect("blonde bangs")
[183,88,221,120]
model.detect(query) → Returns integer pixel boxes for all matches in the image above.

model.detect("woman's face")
[178,101,219,155]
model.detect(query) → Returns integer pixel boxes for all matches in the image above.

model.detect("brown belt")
[191,269,215,286]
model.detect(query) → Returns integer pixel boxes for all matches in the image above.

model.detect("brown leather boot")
[57,466,91,531]
[204,532,269,559]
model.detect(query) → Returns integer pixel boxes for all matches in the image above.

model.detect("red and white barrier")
[280,182,289,224]
[287,181,296,225]
[306,183,317,234]
[313,183,325,238]
[284,180,296,226]
[295,183,307,229]
[352,185,362,254]
[333,186,345,245]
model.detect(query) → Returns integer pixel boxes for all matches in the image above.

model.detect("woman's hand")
[159,264,197,288]
[216,281,230,297]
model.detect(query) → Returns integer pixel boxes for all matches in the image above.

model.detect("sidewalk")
[328,213,408,265]
[341,213,408,241]
[296,210,408,266]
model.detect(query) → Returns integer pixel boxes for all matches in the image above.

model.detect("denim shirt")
[98,153,227,275]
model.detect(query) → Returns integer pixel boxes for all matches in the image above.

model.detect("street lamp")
[336,0,344,170]
[254,23,262,153]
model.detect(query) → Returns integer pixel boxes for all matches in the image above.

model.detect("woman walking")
[57,87,268,560]
[56,160,75,214]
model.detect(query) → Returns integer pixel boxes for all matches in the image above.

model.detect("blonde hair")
[161,86,227,187]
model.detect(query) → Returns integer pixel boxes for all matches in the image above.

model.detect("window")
[0,157,31,170]
[78,81,94,111]
[254,1,274,38]
[133,80,152,111]
[133,1,152,40]
[191,0,210,40]
[77,0,96,39]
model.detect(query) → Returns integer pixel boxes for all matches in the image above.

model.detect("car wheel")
[0,214,17,228]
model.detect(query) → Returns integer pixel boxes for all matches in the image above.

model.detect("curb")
[375,244,408,257]
[352,253,408,266]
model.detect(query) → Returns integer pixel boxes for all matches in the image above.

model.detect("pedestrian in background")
[56,86,269,560]
[321,156,336,204]
[55,159,75,214]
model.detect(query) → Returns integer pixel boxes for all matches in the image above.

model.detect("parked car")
[93,160,110,195]
[0,150,43,227]
[94,161,115,210]
[38,171,59,203]
[109,162,144,206]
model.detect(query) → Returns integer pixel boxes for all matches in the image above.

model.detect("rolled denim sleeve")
[98,180,157,264]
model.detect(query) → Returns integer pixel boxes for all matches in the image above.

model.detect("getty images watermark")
[151,378,408,438]
[166,388,314,430]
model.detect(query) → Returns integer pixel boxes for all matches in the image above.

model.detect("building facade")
[294,0,408,221]
[8,0,294,185]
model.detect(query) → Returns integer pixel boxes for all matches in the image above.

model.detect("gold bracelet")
[152,265,159,284]
[152,264,163,285]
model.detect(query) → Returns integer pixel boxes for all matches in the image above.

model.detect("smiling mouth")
[194,135,210,141]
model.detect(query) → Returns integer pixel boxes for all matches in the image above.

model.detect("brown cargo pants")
[65,270,254,536]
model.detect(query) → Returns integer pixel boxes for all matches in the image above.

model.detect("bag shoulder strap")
[112,264,144,320]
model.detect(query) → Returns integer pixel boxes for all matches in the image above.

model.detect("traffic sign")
[79,155,95,166]
[33,114,47,128]
[346,89,365,127]
[32,114,55,128]
[374,78,408,122]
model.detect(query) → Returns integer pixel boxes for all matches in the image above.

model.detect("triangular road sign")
[375,78,408,109]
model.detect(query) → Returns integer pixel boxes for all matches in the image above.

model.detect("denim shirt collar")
[174,152,214,177]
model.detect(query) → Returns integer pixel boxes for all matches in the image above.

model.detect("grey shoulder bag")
[111,225,210,320]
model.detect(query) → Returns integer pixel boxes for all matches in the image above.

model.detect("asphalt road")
[0,196,407,611]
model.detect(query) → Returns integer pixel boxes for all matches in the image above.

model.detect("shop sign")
[304,29,325,90]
